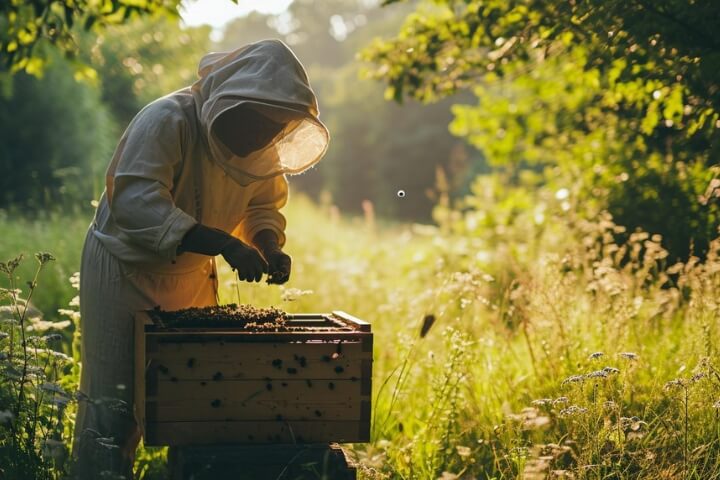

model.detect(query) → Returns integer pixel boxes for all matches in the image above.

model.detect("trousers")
[69,227,217,479]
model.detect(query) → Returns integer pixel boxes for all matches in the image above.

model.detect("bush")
[0,253,76,479]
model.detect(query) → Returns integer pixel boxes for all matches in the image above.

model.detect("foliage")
[220,195,720,479]
[2,196,720,478]
[219,0,487,220]
[0,211,87,317]
[0,17,211,210]
[362,0,720,259]
[87,17,212,128]
[0,252,76,479]
[0,54,114,208]
[0,0,179,76]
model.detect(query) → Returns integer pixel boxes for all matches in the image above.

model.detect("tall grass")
[1,195,719,479]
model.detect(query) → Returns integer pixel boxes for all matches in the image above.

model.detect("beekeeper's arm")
[109,100,267,282]
[109,100,198,261]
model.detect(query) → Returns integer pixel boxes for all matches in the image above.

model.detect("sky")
[180,0,293,30]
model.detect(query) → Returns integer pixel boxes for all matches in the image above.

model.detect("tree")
[0,53,114,208]
[88,17,211,128]
[0,16,211,209]
[363,0,720,259]
[0,0,179,76]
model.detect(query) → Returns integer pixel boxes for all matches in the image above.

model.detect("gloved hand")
[252,229,292,284]
[264,249,291,284]
[178,224,268,283]
[220,240,268,283]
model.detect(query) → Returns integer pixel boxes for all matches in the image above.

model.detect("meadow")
[1,193,719,479]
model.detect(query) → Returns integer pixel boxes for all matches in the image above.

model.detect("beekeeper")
[69,39,329,479]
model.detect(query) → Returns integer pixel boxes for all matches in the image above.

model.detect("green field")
[2,196,719,479]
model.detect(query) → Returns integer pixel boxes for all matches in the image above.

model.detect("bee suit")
[70,39,329,479]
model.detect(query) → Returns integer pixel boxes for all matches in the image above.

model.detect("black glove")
[264,250,291,284]
[221,240,268,283]
[252,229,292,284]
[178,224,268,283]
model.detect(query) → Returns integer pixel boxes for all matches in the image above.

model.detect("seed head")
[588,352,604,360]
[664,378,686,391]
[560,405,588,417]
[561,375,585,386]
[619,352,638,361]
[35,252,56,266]
[603,401,617,409]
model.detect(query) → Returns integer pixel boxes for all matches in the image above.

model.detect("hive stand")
[167,443,357,480]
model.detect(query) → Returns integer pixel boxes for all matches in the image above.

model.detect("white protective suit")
[70,39,329,479]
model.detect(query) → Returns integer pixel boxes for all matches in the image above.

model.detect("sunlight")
[179,0,293,29]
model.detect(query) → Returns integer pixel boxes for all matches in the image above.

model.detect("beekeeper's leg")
[71,229,217,478]
[70,230,142,479]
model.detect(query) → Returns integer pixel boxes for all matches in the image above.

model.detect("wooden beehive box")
[134,309,372,446]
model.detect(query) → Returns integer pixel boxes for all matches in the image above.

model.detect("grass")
[1,195,719,479]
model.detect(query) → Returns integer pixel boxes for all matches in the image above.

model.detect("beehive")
[134,310,372,446]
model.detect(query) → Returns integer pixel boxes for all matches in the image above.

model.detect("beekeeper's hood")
[191,39,329,184]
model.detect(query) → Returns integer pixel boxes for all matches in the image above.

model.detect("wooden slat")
[148,341,368,380]
[147,396,360,422]
[146,331,371,344]
[332,311,372,332]
[149,379,364,403]
[145,420,367,446]
[134,312,152,437]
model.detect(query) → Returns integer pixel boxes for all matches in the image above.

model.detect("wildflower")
[40,382,68,396]
[0,255,23,275]
[603,401,617,409]
[588,352,604,360]
[34,348,72,362]
[559,405,588,417]
[585,370,609,379]
[664,378,686,390]
[619,352,638,361]
[50,396,71,407]
[0,288,22,299]
[35,252,55,266]
[25,318,71,333]
[713,400,720,409]
[455,445,472,458]
[690,372,706,383]
[532,398,553,407]
[280,287,314,302]
[553,397,569,406]
[561,375,585,386]
[26,336,46,345]
[602,366,620,374]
